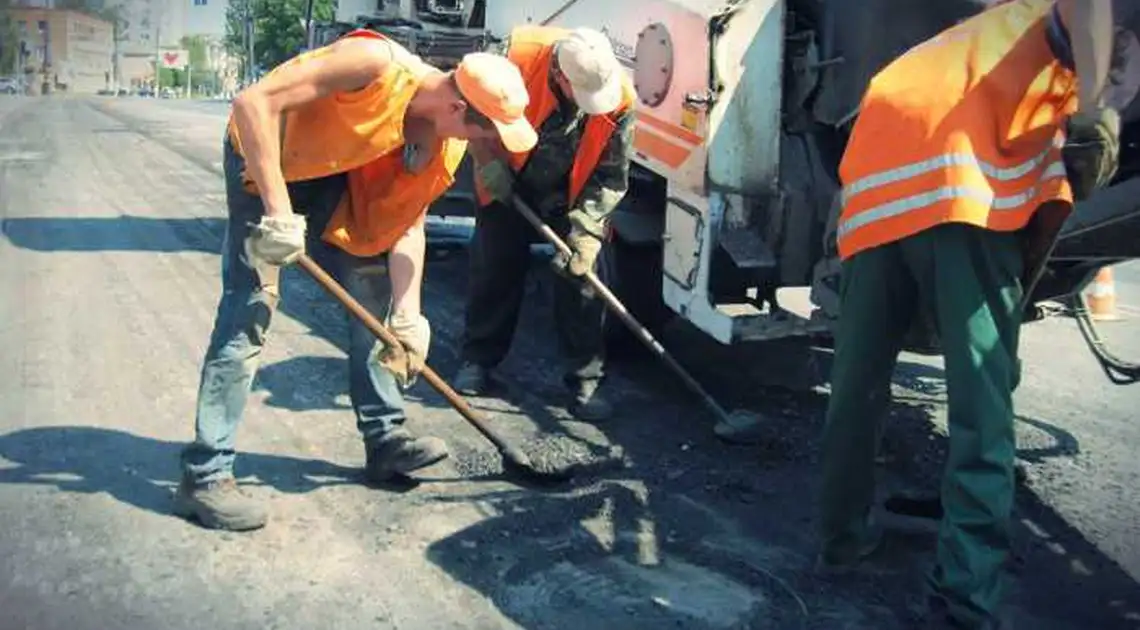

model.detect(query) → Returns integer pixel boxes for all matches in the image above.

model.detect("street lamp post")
[304,0,316,50]
[41,19,51,95]
[152,1,165,96]
[244,0,254,86]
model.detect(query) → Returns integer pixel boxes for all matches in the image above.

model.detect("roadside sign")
[160,50,189,68]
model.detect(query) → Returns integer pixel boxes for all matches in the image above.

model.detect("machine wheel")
[596,232,676,359]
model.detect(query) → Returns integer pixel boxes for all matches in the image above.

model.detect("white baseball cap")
[555,28,624,115]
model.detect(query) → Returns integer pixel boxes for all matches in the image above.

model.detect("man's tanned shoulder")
[323,36,396,83]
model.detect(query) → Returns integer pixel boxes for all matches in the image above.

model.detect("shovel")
[296,253,574,485]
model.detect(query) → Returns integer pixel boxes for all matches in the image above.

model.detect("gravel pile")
[450,434,628,480]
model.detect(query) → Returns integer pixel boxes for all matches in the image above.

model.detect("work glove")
[477,160,515,203]
[1062,107,1121,201]
[245,214,306,266]
[551,210,604,278]
[370,310,431,390]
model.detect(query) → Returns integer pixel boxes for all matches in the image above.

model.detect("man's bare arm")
[1058,0,1116,112]
[388,213,427,317]
[232,38,394,217]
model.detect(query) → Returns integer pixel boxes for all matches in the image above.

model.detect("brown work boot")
[569,379,614,421]
[172,477,268,531]
[364,429,449,482]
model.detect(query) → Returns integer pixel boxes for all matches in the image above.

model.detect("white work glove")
[370,310,431,389]
[245,214,306,266]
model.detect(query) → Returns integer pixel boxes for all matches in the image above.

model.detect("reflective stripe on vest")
[838,140,1068,240]
[835,0,1077,260]
[474,25,634,208]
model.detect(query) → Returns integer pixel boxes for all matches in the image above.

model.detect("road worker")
[817,0,1130,627]
[175,30,537,532]
[451,27,636,421]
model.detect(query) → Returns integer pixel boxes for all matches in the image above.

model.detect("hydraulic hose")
[1071,292,1140,385]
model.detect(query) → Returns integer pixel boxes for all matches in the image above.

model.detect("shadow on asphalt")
[0,427,361,517]
[424,483,819,630]
[254,355,355,412]
[2,214,1137,628]
[2,215,225,254]
[1014,414,1082,463]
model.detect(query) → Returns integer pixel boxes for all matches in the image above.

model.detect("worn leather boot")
[453,362,492,396]
[570,379,613,421]
[815,523,883,574]
[173,477,268,531]
[364,429,449,482]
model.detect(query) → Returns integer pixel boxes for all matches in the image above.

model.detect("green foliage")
[158,66,185,88]
[225,0,335,79]
[181,35,211,74]
[0,0,18,76]
[162,35,223,94]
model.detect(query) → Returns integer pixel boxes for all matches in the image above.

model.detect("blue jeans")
[180,138,408,484]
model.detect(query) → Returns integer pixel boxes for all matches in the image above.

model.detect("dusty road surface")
[1,94,1139,630]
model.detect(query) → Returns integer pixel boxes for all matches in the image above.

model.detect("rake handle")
[510,197,734,422]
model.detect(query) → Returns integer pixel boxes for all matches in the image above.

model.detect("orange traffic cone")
[1083,266,1119,321]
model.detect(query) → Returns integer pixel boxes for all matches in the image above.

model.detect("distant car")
[0,77,22,94]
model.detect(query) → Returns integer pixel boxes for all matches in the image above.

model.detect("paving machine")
[474,0,1140,382]
[312,0,490,68]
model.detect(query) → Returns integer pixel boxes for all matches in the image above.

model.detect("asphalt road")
[1,94,1139,630]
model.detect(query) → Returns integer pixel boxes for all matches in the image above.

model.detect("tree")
[179,35,220,94]
[0,0,19,76]
[225,0,335,80]
[182,35,210,74]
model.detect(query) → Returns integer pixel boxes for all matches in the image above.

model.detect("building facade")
[182,0,226,38]
[10,7,115,93]
[336,0,382,23]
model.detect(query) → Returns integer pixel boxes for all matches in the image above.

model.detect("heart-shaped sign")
[163,52,180,66]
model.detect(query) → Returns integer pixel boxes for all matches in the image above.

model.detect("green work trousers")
[819,223,1024,628]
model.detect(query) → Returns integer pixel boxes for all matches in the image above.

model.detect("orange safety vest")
[473,25,635,208]
[229,30,467,257]
[836,0,1077,261]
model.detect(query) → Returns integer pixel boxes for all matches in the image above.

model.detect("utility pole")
[41,18,51,95]
[152,0,165,97]
[154,22,160,96]
[112,17,122,93]
[244,0,255,86]
[303,0,315,51]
